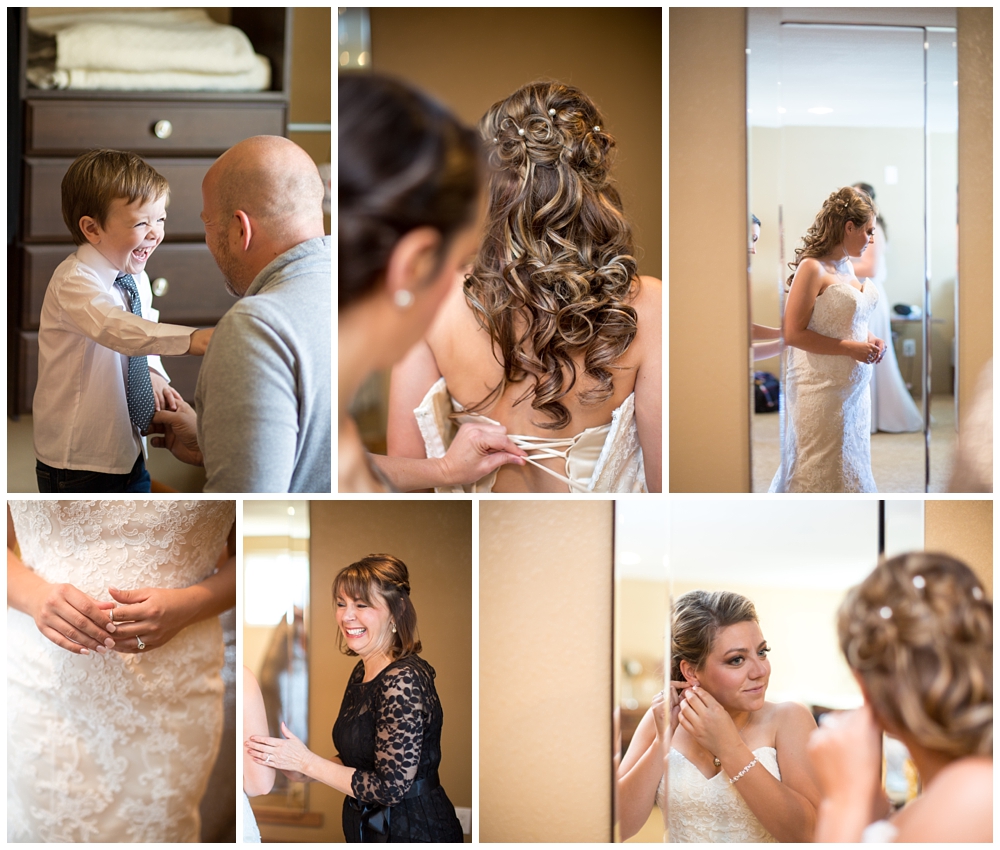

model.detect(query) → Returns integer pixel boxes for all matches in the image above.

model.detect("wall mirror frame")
[243,499,314,823]
[747,8,958,493]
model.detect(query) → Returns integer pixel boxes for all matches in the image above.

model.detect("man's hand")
[186,328,214,356]
[149,398,204,466]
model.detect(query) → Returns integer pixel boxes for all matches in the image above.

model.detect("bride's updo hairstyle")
[464,81,639,430]
[338,73,481,309]
[786,185,877,288]
[838,553,992,757]
[333,554,421,660]
[671,590,759,683]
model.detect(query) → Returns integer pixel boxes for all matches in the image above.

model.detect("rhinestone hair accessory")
[912,575,926,589]
[879,606,893,619]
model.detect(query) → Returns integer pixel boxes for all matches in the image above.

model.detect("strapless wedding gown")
[243,791,261,842]
[770,282,879,492]
[413,377,646,492]
[667,747,780,842]
[7,500,235,842]
[867,249,922,433]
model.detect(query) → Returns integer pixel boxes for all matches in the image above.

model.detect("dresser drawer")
[19,331,203,414]
[25,157,213,242]
[22,243,236,329]
[27,100,286,155]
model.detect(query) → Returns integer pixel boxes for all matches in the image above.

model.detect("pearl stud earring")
[394,290,413,308]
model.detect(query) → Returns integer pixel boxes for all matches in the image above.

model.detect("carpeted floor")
[752,395,956,493]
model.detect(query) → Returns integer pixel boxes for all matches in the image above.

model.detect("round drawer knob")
[153,120,173,140]
[151,277,169,297]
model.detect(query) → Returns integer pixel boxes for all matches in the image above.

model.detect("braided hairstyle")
[787,186,877,288]
[464,81,639,430]
[671,590,759,682]
[333,554,421,659]
[338,73,481,309]
[838,553,992,757]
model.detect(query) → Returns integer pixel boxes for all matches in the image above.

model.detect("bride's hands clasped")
[246,721,315,775]
[29,581,116,655]
[103,585,202,652]
[677,685,746,759]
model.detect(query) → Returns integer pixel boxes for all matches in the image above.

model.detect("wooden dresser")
[8,8,292,416]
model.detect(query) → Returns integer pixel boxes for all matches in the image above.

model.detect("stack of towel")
[27,9,271,91]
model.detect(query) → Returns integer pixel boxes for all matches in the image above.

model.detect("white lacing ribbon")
[507,434,591,492]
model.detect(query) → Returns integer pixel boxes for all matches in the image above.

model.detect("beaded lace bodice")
[667,747,780,843]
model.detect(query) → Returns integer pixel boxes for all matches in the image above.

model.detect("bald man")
[151,136,331,492]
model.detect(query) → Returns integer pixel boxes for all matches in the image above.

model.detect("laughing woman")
[246,555,463,842]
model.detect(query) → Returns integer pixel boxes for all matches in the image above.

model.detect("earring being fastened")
[713,712,753,767]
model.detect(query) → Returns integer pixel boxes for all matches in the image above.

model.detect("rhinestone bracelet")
[729,756,758,784]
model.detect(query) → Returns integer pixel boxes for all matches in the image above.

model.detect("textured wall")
[480,500,614,842]
[669,8,750,492]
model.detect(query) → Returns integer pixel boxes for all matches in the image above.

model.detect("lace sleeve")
[350,662,425,806]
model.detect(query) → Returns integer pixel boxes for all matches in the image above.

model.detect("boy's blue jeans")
[36,454,151,493]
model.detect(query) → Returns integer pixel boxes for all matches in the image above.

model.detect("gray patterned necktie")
[114,273,157,433]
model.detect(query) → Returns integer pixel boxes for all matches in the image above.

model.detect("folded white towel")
[27,54,271,92]
[55,19,260,75]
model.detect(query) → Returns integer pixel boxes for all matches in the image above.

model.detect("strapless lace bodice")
[770,282,879,493]
[7,500,234,842]
[667,747,780,842]
[413,377,646,493]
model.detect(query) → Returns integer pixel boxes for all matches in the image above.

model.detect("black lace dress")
[333,655,463,842]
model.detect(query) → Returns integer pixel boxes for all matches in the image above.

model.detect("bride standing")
[667,590,819,842]
[7,500,236,842]
[770,186,886,492]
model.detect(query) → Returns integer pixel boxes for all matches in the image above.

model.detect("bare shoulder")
[426,276,478,351]
[895,757,992,841]
[630,275,662,314]
[769,700,817,732]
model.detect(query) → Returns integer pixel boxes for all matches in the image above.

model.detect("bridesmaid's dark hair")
[671,590,758,682]
[338,73,482,308]
[333,554,421,659]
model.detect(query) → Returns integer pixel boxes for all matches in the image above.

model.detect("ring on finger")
[109,607,116,623]
[136,636,145,650]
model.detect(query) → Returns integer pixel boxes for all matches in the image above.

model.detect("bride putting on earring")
[667,591,819,842]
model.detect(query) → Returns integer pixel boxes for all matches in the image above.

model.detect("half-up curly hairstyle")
[671,590,759,682]
[786,186,877,288]
[338,73,481,309]
[464,81,639,429]
[838,552,992,757]
[333,554,421,660]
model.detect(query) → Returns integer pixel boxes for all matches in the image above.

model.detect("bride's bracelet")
[729,756,758,784]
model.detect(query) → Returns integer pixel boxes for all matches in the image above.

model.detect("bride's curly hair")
[838,552,992,757]
[463,81,639,430]
[786,185,877,288]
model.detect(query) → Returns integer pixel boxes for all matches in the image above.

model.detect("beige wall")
[480,501,613,842]
[924,500,993,597]
[669,8,750,492]
[369,8,661,280]
[956,8,993,427]
[256,501,472,843]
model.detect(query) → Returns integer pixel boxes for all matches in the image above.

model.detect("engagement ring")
[266,754,273,764]
[136,636,145,650]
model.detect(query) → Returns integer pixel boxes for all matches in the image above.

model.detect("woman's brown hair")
[671,590,759,682]
[332,554,421,660]
[786,185,877,288]
[338,73,481,309]
[838,552,992,757]
[464,81,639,430]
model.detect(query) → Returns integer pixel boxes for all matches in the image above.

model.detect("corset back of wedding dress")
[667,747,780,842]
[7,500,234,843]
[413,377,646,493]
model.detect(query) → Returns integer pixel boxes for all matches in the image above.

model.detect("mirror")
[747,9,958,493]
[614,501,668,842]
[242,500,312,816]
[665,499,924,841]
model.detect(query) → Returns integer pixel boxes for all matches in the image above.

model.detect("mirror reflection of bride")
[666,591,820,842]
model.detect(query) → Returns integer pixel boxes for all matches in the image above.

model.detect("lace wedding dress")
[667,747,780,842]
[7,500,235,842]
[413,377,646,492]
[770,282,879,492]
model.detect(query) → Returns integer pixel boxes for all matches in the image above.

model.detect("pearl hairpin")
[548,108,556,116]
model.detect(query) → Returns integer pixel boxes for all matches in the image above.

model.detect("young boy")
[32,149,213,492]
